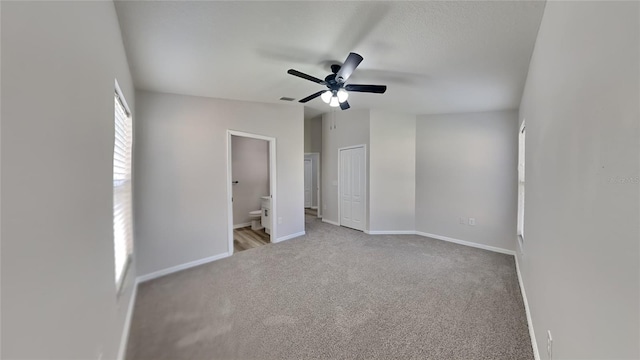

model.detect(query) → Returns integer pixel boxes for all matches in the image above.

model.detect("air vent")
[279,97,295,102]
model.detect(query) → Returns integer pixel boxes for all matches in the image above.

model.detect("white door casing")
[226,130,277,253]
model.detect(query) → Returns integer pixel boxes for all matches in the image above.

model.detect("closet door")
[340,146,365,231]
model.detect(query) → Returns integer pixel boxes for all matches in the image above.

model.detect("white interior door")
[304,159,312,208]
[340,146,365,231]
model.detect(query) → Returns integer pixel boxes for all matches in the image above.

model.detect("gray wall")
[232,136,269,226]
[369,110,416,232]
[304,117,312,153]
[1,1,136,359]
[305,115,322,154]
[134,91,304,276]
[415,110,518,251]
[321,110,370,227]
[518,2,639,358]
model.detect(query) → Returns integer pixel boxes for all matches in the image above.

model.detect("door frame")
[226,130,277,254]
[304,158,313,208]
[337,144,367,231]
[304,152,321,217]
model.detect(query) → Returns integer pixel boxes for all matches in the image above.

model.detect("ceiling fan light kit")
[287,52,387,110]
[321,89,349,106]
[321,91,332,104]
[337,89,348,103]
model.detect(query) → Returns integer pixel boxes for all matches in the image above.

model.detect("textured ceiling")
[114,1,545,117]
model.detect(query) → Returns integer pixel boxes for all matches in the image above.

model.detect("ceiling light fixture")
[337,89,348,103]
[320,91,332,104]
[329,96,340,107]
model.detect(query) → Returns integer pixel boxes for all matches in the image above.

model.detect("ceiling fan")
[287,52,387,110]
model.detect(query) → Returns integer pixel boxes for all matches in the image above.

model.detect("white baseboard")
[366,230,416,235]
[415,231,516,256]
[321,218,340,226]
[117,278,138,360]
[515,255,540,360]
[233,222,252,229]
[275,231,305,243]
[136,252,231,283]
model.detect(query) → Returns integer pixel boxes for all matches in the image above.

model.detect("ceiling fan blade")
[287,69,326,85]
[339,100,351,110]
[298,90,327,103]
[344,84,387,94]
[336,52,363,83]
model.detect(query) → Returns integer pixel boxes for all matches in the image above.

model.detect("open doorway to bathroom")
[227,131,276,254]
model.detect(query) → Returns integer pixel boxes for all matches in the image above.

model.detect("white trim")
[366,230,416,235]
[116,279,138,360]
[233,222,252,229]
[136,252,231,283]
[415,231,516,256]
[275,231,306,243]
[316,153,321,218]
[310,206,318,210]
[515,255,540,360]
[337,144,367,231]
[322,218,340,226]
[518,234,525,255]
[227,130,277,255]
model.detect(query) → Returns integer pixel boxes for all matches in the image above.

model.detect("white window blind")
[517,121,526,241]
[114,90,133,287]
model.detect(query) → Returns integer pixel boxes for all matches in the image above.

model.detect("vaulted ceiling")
[114,1,545,118]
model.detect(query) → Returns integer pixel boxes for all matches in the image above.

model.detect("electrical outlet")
[547,330,553,359]
[459,217,466,225]
[278,217,283,224]
[468,218,476,226]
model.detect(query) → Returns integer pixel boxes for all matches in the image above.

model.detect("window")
[517,120,526,244]
[114,81,133,289]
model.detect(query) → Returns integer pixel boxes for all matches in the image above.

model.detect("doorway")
[304,158,312,207]
[227,130,277,254]
[338,145,366,231]
[304,152,321,218]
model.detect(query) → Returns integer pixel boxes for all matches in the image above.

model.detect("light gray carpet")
[126,215,533,360]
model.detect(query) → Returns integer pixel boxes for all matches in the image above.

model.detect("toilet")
[249,210,263,230]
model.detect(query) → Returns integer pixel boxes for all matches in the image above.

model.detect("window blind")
[114,92,133,287]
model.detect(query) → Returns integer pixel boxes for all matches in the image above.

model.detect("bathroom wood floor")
[234,226,270,253]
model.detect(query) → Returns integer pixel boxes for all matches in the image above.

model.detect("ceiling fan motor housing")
[324,74,343,92]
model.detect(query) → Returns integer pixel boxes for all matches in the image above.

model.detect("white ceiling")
[114,1,545,118]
